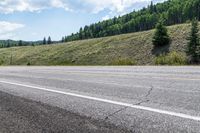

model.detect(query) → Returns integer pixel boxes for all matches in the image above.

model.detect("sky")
[0,0,165,41]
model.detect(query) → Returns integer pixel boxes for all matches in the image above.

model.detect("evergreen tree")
[79,28,83,39]
[7,40,10,47]
[64,36,68,42]
[149,1,154,13]
[43,37,46,45]
[152,20,170,47]
[187,19,200,63]
[18,40,23,46]
[61,37,65,43]
[47,36,52,44]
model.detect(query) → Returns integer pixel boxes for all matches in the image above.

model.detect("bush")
[27,62,31,66]
[111,58,137,66]
[155,52,187,65]
[0,59,3,65]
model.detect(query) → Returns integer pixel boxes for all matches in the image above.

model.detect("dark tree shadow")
[151,43,170,56]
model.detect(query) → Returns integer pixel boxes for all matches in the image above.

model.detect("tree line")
[0,36,53,48]
[62,0,200,42]
[0,40,36,48]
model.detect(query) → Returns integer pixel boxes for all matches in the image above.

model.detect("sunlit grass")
[0,23,191,66]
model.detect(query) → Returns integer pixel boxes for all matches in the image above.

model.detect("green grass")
[155,51,187,65]
[0,23,193,66]
[111,58,137,66]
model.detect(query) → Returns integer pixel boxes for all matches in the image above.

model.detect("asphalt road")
[0,66,200,133]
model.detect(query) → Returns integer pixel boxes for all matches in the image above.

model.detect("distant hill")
[0,23,191,66]
[64,0,199,42]
[0,40,61,48]
[0,40,43,48]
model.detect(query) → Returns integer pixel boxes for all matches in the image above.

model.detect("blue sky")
[0,0,165,41]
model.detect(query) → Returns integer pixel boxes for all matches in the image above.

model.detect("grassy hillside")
[64,0,199,42]
[0,23,191,66]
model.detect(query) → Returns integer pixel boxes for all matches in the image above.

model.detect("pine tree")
[18,40,23,46]
[47,36,52,44]
[61,37,65,43]
[7,40,10,47]
[149,1,154,13]
[187,19,200,63]
[79,28,83,40]
[43,37,46,45]
[64,36,68,42]
[152,20,170,47]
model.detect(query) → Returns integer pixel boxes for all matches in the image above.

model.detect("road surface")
[0,66,200,132]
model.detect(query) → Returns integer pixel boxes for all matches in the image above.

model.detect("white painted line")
[0,80,200,122]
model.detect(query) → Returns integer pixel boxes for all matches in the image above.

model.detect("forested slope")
[64,0,200,42]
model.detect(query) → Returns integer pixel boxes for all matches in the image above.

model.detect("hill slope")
[64,0,199,42]
[0,23,191,66]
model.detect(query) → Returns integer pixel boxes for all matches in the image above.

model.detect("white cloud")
[0,0,71,13]
[96,0,165,21]
[51,0,70,11]
[102,15,110,21]
[0,0,166,26]
[79,0,152,13]
[0,21,25,40]
[0,0,44,13]
[0,0,165,14]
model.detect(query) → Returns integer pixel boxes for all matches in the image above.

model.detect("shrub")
[152,20,170,47]
[0,59,3,65]
[155,52,187,65]
[27,62,31,66]
[111,58,137,66]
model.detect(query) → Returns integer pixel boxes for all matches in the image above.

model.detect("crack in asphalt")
[135,99,150,105]
[104,85,154,120]
[135,86,153,105]
[138,85,154,105]
[144,86,153,98]
[167,81,176,88]
[104,107,128,120]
